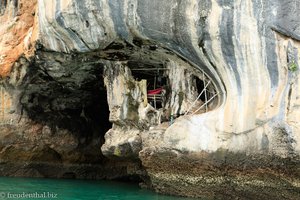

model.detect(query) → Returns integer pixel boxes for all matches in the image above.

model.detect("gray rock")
[0,0,300,198]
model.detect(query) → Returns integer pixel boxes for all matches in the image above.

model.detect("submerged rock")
[0,0,300,199]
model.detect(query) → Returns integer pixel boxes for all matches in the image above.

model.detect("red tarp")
[147,88,163,95]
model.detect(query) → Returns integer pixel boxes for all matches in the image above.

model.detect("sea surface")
[0,177,194,200]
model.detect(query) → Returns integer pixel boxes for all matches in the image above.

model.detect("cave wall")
[0,0,300,199]
[0,0,37,76]
[0,51,144,179]
[35,0,300,155]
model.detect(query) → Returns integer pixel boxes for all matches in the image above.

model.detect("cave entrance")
[79,67,113,150]
[127,59,220,119]
[195,77,206,102]
[129,61,169,110]
[101,40,221,127]
[88,80,112,142]
[100,93,112,134]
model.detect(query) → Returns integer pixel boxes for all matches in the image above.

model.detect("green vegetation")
[288,60,298,72]
[114,147,122,157]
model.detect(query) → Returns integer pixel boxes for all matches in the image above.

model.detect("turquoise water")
[0,177,193,200]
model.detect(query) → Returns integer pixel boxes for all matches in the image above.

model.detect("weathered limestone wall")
[101,58,205,159]
[0,87,12,124]
[103,61,159,129]
[0,0,299,198]
[165,60,199,116]
[101,61,157,159]
[0,0,38,76]
[35,0,300,156]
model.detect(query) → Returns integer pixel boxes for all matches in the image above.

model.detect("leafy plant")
[288,60,298,72]
[114,147,122,157]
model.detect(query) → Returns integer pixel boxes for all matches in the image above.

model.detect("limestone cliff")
[0,0,300,199]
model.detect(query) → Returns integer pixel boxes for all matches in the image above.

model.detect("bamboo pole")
[203,73,208,112]
[192,93,218,115]
[185,80,211,115]
[130,68,169,71]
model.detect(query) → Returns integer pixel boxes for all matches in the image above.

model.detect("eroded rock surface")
[0,0,300,199]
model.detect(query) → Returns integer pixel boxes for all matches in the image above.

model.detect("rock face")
[1,0,300,199]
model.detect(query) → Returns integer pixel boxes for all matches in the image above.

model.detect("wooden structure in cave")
[131,67,167,109]
[130,62,219,115]
[185,71,219,115]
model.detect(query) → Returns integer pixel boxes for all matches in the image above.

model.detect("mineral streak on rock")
[0,0,300,199]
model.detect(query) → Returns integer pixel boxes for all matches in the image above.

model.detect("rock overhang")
[0,0,300,198]
[0,0,299,158]
[1,0,297,157]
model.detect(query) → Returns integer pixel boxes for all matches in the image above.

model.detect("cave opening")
[84,73,112,143]
[54,67,113,148]
[22,41,221,138]
[194,76,206,102]
[19,56,113,161]
[186,74,219,115]
[5,39,223,181]
[129,61,169,110]
[124,57,220,121]
[99,40,222,121]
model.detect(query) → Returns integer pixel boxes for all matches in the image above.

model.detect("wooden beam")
[192,93,218,115]
[130,68,169,71]
[185,80,211,115]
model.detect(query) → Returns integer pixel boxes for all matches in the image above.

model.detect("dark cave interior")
[14,42,219,155]
[18,53,112,150]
